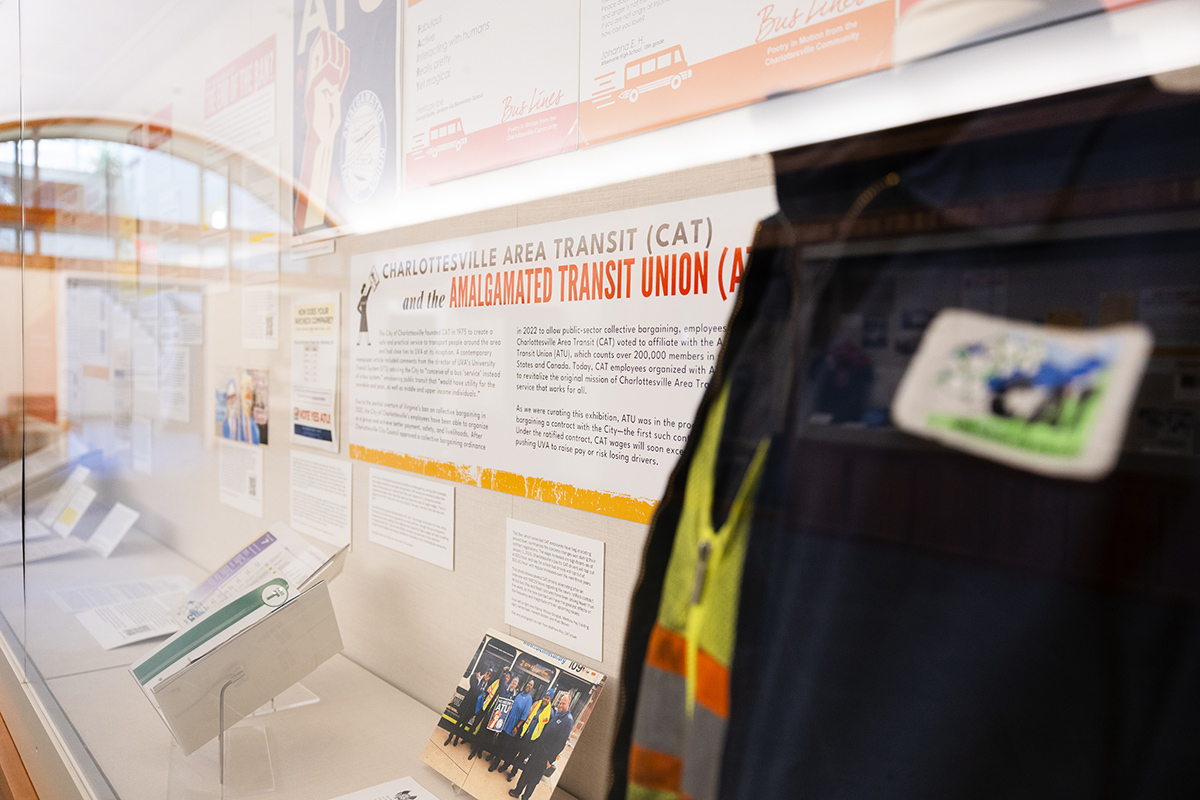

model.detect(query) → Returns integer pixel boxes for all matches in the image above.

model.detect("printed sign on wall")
[349,188,778,522]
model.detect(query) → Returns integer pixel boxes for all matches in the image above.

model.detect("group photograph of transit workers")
[422,629,605,800]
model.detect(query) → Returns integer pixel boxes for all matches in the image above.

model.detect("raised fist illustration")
[305,30,351,146]
[295,29,351,232]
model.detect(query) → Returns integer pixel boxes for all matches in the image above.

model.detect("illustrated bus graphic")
[618,45,692,103]
[427,118,467,157]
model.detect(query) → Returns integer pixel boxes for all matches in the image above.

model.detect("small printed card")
[892,309,1152,480]
[328,777,433,800]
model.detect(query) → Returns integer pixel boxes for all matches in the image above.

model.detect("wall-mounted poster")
[422,629,604,800]
[403,0,580,188]
[348,187,778,523]
[578,0,895,146]
[294,0,398,235]
[205,36,276,155]
[291,292,341,451]
[215,367,270,446]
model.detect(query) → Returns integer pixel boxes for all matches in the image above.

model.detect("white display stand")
[166,701,276,800]
[147,582,342,797]
[251,684,319,717]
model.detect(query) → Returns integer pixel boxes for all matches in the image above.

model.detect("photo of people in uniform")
[215,367,269,445]
[422,629,605,800]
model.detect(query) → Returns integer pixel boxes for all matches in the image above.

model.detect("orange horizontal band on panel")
[349,444,656,524]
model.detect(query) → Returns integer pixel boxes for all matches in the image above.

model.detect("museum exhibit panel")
[1,1,1200,800]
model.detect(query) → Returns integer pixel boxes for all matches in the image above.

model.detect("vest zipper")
[690,540,712,604]
[685,536,717,717]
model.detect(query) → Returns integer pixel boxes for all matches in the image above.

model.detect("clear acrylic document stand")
[161,583,342,799]
[167,678,278,799]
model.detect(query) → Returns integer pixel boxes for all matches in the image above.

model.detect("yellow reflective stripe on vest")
[629,381,770,800]
[680,386,769,717]
[531,702,553,740]
[521,699,547,736]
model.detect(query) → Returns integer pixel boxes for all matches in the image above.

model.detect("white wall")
[105,155,775,800]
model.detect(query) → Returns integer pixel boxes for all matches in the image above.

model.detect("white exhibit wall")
[94,155,774,800]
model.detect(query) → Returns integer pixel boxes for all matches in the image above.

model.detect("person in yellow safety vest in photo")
[490,678,536,775]
[476,675,520,763]
[510,692,574,800]
[524,689,556,739]
[501,689,555,782]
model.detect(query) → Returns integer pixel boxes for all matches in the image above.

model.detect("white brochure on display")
[50,484,96,537]
[86,502,141,558]
[70,521,343,651]
[349,187,778,523]
[132,581,342,756]
[176,524,332,625]
[76,591,192,651]
[52,575,196,614]
[130,529,348,753]
[291,292,340,452]
[37,465,91,527]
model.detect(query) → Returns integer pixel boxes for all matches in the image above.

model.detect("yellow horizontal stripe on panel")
[349,444,656,523]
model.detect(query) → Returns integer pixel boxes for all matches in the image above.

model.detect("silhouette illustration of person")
[357,281,372,345]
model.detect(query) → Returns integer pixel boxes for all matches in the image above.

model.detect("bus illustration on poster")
[579,0,895,146]
[402,0,580,188]
[413,118,468,160]
[615,45,693,105]
[293,0,397,236]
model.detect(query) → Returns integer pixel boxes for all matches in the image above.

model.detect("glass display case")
[2,2,1200,800]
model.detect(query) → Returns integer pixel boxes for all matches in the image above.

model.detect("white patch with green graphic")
[893,309,1152,480]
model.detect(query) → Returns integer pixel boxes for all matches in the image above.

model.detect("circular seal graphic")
[261,584,289,608]
[340,90,387,204]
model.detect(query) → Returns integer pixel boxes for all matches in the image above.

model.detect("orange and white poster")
[580,0,896,146]
[348,187,778,523]
[403,0,580,188]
